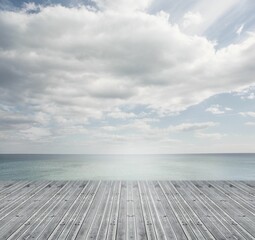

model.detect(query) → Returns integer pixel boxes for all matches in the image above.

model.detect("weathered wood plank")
[0,181,53,232]
[87,181,115,240]
[32,181,84,239]
[170,181,215,240]
[96,181,117,240]
[0,181,254,240]
[142,181,168,240]
[126,181,136,240]
[106,181,121,240]
[177,181,242,240]
[116,181,128,240]
[0,181,69,239]
[138,181,157,240]
[146,181,177,240]
[62,181,101,240]
[159,181,196,240]
[74,181,107,239]
[189,181,255,239]
[9,181,78,239]
[132,181,147,240]
[47,181,92,239]
[193,181,255,235]
[154,181,187,240]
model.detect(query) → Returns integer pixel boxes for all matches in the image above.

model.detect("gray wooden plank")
[96,181,117,240]
[33,181,84,239]
[127,181,136,240]
[141,181,167,240]
[153,181,187,240]
[187,181,254,240]
[189,181,255,239]
[106,181,122,240]
[87,181,115,240]
[73,181,108,239]
[167,181,213,240]
[193,181,255,232]
[146,181,177,240]
[208,181,255,213]
[64,181,102,240]
[176,181,242,240]
[115,181,128,240]
[229,181,255,196]
[59,181,101,240]
[0,181,69,239]
[0,181,44,215]
[0,181,53,233]
[0,181,17,191]
[0,181,32,200]
[47,181,93,239]
[244,181,255,188]
[132,181,147,240]
[158,181,196,240]
[0,181,253,240]
[217,181,255,203]
[7,181,79,239]
[137,181,157,240]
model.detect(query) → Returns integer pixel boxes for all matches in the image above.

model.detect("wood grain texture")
[0,181,254,240]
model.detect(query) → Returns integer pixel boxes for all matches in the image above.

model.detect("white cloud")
[206,105,224,114]
[205,105,232,114]
[182,11,202,28]
[196,132,225,140]
[246,93,255,99]
[235,86,255,99]
[92,0,152,11]
[236,24,244,36]
[0,4,255,123]
[168,122,218,132]
[20,127,51,141]
[186,0,240,35]
[239,112,255,117]
[22,2,40,12]
[245,122,255,126]
[107,109,136,119]
[0,3,255,152]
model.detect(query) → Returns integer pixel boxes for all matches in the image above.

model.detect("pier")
[0,181,254,239]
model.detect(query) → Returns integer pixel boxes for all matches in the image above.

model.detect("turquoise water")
[0,154,254,180]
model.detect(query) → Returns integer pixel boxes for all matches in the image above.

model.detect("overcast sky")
[0,0,255,153]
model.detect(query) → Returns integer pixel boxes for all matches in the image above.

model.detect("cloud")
[92,0,152,11]
[196,132,225,140]
[182,11,202,28]
[206,105,224,114]
[186,0,240,35]
[206,104,232,114]
[20,127,51,141]
[168,122,218,132]
[235,86,255,99]
[0,3,255,151]
[239,112,255,117]
[236,24,244,36]
[0,108,35,130]
[245,122,255,126]
[107,108,136,119]
[246,93,255,99]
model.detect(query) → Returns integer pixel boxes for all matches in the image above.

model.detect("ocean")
[0,154,254,180]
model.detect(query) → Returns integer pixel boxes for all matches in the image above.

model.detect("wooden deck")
[0,181,254,240]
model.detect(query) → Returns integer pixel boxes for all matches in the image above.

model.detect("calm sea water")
[0,154,254,180]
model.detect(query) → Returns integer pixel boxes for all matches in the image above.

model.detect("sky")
[0,0,255,154]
